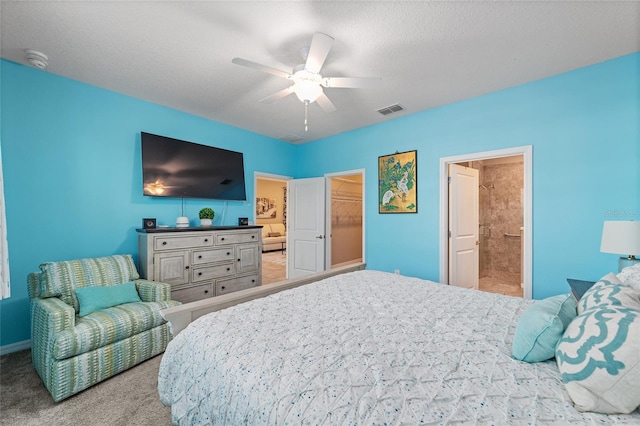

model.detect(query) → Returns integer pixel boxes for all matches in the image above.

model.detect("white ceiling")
[2,1,638,144]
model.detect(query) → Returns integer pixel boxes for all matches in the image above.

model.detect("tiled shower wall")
[479,161,523,276]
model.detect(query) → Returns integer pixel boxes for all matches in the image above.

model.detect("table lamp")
[600,220,640,272]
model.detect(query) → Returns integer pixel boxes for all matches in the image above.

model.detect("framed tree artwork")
[378,150,417,213]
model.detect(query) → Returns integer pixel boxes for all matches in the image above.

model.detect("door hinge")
[448,177,451,184]
[448,230,451,238]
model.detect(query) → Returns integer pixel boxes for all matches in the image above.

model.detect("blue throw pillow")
[566,278,596,302]
[75,282,141,317]
[512,294,577,362]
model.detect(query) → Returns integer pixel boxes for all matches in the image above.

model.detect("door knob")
[315,235,324,239]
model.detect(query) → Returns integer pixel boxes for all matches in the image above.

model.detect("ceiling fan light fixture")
[292,68,323,103]
[232,32,378,121]
[293,80,322,103]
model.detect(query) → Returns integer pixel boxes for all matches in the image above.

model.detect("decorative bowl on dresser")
[137,226,262,303]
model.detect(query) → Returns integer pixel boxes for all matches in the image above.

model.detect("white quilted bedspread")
[158,270,640,425]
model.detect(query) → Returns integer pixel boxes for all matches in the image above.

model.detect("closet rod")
[332,190,361,198]
[332,177,361,184]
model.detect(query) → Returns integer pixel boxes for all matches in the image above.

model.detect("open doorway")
[328,173,364,268]
[454,156,524,297]
[440,146,532,299]
[255,173,289,285]
[256,170,365,284]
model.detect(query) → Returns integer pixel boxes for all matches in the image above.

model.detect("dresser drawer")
[192,248,234,265]
[216,274,259,296]
[192,263,235,282]
[138,227,262,304]
[171,283,214,304]
[214,231,260,246]
[154,234,214,251]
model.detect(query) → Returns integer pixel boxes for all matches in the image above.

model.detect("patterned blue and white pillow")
[556,305,640,413]
[578,273,640,314]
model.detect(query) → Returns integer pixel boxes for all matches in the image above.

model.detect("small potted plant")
[199,207,215,227]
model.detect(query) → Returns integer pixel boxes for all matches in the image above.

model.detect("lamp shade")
[600,221,640,256]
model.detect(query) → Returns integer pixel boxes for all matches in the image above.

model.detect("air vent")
[376,103,405,116]
[280,135,305,143]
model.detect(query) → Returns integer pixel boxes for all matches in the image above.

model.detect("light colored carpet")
[262,251,286,284]
[262,250,287,266]
[0,349,171,426]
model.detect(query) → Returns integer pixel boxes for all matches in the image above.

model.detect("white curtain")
[0,145,9,299]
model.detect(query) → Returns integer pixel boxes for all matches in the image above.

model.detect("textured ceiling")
[1,1,638,144]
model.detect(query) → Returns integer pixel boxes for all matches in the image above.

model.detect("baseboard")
[0,339,31,356]
[332,258,363,268]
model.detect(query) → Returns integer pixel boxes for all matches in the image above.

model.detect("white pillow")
[617,263,640,291]
[556,305,640,413]
[578,273,640,314]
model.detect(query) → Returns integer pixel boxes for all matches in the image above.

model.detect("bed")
[158,270,640,424]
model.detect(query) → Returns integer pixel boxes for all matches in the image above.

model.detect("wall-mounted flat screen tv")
[141,132,247,201]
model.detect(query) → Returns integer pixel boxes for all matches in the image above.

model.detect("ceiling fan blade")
[305,32,334,74]
[315,92,336,113]
[323,77,381,89]
[259,86,295,104]
[232,58,291,79]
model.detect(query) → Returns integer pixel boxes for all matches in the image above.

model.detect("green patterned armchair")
[27,254,180,402]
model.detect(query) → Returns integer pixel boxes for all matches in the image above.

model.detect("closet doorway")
[328,173,364,268]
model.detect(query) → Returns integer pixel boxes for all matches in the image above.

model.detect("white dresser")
[137,226,262,303]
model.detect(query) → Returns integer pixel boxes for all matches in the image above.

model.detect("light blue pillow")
[75,282,141,317]
[512,294,577,362]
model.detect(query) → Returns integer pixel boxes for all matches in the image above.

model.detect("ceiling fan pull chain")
[304,100,309,132]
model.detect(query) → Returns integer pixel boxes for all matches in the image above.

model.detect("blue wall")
[0,59,296,347]
[1,53,638,349]
[298,53,639,295]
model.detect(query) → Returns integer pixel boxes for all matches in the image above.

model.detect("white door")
[448,164,479,289]
[288,177,327,279]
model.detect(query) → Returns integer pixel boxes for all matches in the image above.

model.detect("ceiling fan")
[232,32,380,131]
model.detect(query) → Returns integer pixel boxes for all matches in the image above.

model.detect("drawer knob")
[227,252,231,255]
[221,286,225,290]
[252,235,255,239]
[162,241,167,245]
[204,238,209,242]
[198,272,202,276]
[226,267,230,271]
[237,258,241,262]
[221,237,225,241]
[252,279,255,283]
[198,255,202,259]
[204,290,209,294]
[185,266,190,270]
